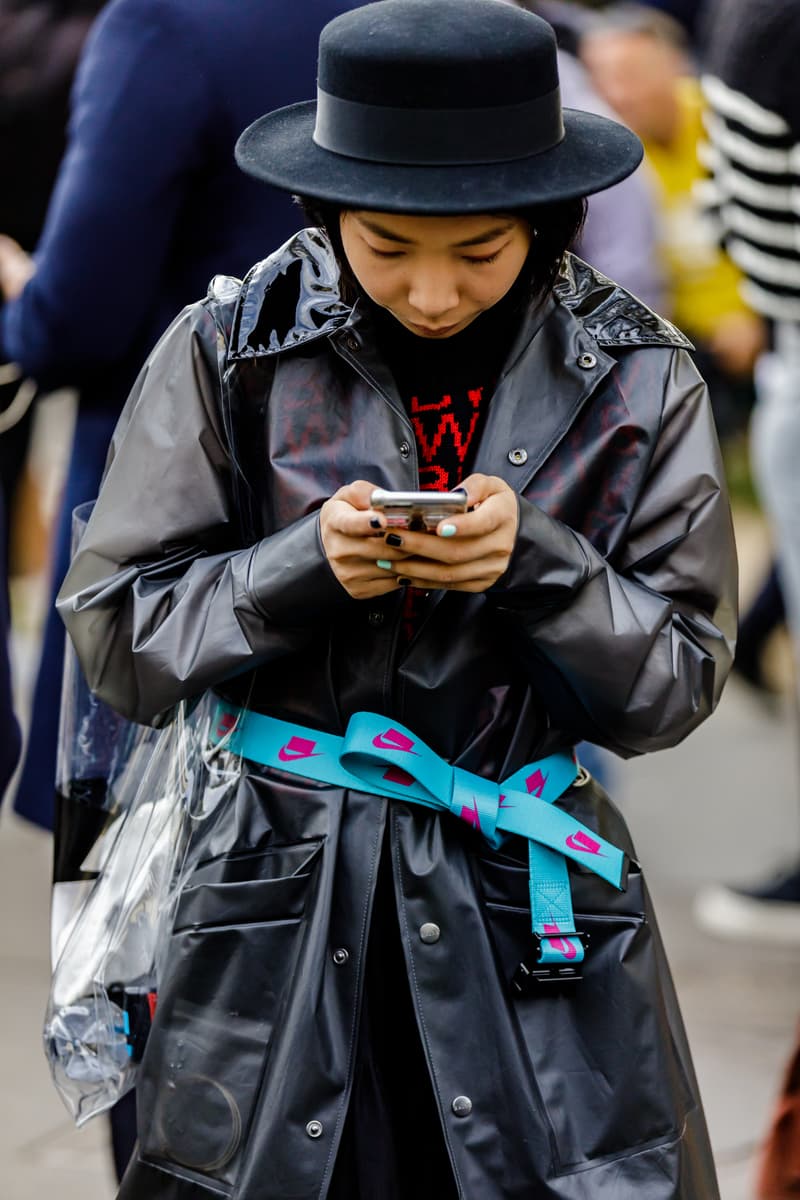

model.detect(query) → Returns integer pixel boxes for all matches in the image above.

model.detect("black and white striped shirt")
[700,0,800,322]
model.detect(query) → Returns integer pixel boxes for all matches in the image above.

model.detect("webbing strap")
[210,702,626,966]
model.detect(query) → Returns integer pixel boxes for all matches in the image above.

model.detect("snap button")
[451,1095,473,1118]
[332,947,349,966]
[577,352,597,369]
[399,440,411,459]
[306,1120,323,1139]
[344,332,359,352]
[507,447,528,466]
[419,922,441,944]
[368,610,385,627]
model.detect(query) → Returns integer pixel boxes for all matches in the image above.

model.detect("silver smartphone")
[370,487,468,531]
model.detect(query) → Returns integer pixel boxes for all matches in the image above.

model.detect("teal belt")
[210,701,627,992]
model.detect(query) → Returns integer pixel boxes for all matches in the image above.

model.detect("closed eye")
[463,251,501,265]
[366,245,406,259]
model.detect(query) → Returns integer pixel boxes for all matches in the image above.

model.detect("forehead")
[348,210,523,247]
[583,30,677,76]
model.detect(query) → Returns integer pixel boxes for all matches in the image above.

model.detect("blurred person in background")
[633,0,704,43]
[580,2,786,713]
[512,0,666,312]
[0,0,106,569]
[695,1,800,1192]
[0,0,367,1180]
[581,3,767,447]
[692,0,800,945]
[532,0,708,49]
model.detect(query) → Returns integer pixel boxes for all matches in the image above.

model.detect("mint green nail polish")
[440,523,457,537]
[377,559,392,570]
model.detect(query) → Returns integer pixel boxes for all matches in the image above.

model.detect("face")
[581,31,685,145]
[339,210,532,338]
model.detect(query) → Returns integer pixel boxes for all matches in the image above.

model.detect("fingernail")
[398,577,412,586]
[385,533,403,547]
[439,523,457,537]
[377,559,393,570]
[369,517,381,529]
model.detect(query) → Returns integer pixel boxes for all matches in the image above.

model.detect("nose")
[407,263,459,322]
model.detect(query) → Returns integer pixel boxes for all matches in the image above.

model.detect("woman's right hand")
[320,480,408,599]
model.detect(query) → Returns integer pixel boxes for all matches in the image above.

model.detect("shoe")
[694,865,800,944]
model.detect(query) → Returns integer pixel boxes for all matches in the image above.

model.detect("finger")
[328,537,410,563]
[333,479,384,510]
[328,502,389,539]
[342,577,404,599]
[458,473,504,507]
[388,554,510,587]
[382,525,506,565]
[332,560,409,599]
[435,480,517,540]
[398,574,498,594]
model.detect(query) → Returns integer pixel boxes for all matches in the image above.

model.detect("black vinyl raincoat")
[58,229,736,1199]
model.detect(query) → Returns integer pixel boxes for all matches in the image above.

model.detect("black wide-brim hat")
[236,0,642,213]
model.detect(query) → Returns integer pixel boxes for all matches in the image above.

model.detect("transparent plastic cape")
[45,504,243,1125]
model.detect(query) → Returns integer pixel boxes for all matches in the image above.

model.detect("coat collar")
[225,232,691,495]
[227,230,691,362]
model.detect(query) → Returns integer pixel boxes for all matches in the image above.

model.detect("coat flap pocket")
[174,872,313,931]
[190,840,322,887]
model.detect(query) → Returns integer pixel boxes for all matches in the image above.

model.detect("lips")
[409,321,460,337]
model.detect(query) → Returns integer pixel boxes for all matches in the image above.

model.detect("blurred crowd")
[0,0,798,1195]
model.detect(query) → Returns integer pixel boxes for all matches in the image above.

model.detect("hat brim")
[235,101,642,212]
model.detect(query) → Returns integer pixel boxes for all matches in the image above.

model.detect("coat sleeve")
[56,302,350,727]
[487,349,738,757]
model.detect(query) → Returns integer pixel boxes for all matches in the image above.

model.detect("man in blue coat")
[0,0,365,830]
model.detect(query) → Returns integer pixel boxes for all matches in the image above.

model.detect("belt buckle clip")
[510,930,589,997]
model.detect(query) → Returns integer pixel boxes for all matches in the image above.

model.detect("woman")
[58,1,735,1196]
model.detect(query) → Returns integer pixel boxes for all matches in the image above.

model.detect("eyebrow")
[356,217,515,248]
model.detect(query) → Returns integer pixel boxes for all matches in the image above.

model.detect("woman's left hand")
[379,473,519,593]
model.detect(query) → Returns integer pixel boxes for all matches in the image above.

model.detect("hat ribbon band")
[313,86,564,166]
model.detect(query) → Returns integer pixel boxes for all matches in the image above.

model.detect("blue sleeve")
[0,491,21,801]
[0,0,214,381]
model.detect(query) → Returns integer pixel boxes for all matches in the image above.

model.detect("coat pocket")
[136,839,322,1191]
[478,854,695,1172]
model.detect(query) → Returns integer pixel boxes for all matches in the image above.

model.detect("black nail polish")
[385,533,403,547]
[369,517,381,529]
[398,577,412,586]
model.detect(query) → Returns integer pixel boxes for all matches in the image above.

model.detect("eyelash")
[466,251,501,265]
[366,247,502,265]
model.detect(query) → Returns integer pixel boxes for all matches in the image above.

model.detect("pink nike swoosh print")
[525,769,549,798]
[383,765,415,787]
[459,797,482,831]
[373,729,418,754]
[565,830,605,856]
[216,713,237,739]
[278,736,323,762]
[544,923,578,960]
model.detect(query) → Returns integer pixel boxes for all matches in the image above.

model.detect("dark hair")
[294,194,587,306]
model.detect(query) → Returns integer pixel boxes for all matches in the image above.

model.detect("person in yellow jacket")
[581,3,766,441]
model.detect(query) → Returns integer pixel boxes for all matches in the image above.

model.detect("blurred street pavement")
[1,506,798,1199]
